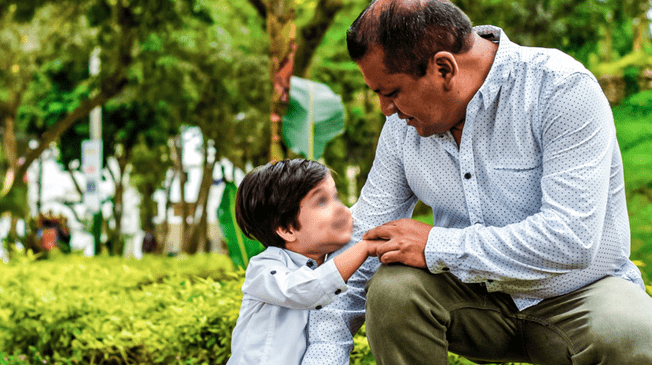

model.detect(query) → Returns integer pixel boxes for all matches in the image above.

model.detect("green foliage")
[612,89,652,282]
[217,180,264,269]
[0,182,27,217]
[18,57,92,135]
[454,0,648,66]
[0,252,535,365]
[0,253,240,364]
[590,48,652,78]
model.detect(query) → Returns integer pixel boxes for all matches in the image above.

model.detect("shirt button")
[464,173,472,179]
[316,305,322,310]
[442,267,450,272]
[270,270,276,275]
[335,289,342,295]
[306,261,314,268]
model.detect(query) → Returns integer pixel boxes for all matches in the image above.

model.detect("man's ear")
[429,51,458,91]
[276,226,297,243]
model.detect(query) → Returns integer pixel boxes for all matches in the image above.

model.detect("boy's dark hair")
[235,159,330,248]
[347,0,473,78]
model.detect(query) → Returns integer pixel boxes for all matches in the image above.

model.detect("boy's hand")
[363,218,432,268]
[361,239,382,257]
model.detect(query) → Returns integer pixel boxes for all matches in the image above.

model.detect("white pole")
[84,47,104,255]
[89,47,102,141]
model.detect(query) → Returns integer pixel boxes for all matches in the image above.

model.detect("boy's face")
[282,174,353,264]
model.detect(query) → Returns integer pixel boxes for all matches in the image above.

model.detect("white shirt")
[227,246,348,365]
[302,26,644,365]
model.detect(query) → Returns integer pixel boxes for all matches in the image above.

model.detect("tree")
[0,0,220,255]
[121,1,271,253]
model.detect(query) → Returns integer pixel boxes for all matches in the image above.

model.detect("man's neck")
[449,34,499,147]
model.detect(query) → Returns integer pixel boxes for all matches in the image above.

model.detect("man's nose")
[379,95,398,116]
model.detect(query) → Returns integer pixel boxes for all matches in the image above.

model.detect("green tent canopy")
[282,76,345,160]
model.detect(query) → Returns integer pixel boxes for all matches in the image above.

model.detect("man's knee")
[367,264,426,295]
[571,277,652,364]
[586,305,652,362]
[366,265,441,327]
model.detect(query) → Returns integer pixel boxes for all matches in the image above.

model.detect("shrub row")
[5,251,615,364]
[0,252,242,364]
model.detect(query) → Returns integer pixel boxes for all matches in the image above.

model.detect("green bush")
[1,251,648,365]
[0,252,241,364]
[0,252,508,365]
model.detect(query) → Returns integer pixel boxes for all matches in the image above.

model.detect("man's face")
[357,47,462,137]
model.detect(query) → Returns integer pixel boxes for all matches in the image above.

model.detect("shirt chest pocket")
[488,157,543,217]
[491,157,541,171]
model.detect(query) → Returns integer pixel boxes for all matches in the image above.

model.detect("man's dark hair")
[235,159,330,248]
[347,0,473,77]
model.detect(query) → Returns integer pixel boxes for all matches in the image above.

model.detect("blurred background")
[0,0,651,282]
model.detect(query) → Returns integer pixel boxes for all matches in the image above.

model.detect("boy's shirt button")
[270,270,277,275]
[306,261,314,268]
[315,305,322,310]
[335,289,342,295]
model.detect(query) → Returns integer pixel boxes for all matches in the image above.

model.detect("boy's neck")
[305,253,325,266]
[284,247,325,266]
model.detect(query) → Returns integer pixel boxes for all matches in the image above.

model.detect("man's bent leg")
[365,265,532,365]
[522,276,652,365]
[365,265,652,365]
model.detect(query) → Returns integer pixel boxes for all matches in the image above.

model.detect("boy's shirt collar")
[268,246,320,270]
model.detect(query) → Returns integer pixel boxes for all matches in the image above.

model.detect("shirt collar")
[472,25,514,111]
[282,247,319,269]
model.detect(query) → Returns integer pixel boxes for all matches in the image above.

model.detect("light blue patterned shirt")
[302,26,644,365]
[227,247,347,365]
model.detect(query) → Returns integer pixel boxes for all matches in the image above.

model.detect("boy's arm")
[333,239,377,282]
[244,254,348,310]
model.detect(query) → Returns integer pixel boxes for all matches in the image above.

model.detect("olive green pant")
[365,265,652,365]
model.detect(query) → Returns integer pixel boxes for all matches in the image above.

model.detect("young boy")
[227,159,376,365]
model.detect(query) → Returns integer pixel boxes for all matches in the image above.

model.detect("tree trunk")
[184,141,216,254]
[2,114,23,256]
[268,0,296,161]
[109,155,128,256]
[294,0,344,77]
[158,170,174,255]
[171,135,187,253]
[248,0,344,77]
[632,14,648,53]
[65,165,85,199]
[2,116,18,174]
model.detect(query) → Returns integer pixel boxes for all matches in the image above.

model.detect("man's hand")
[363,218,432,268]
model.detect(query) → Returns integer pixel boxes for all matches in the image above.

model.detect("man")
[302,0,652,364]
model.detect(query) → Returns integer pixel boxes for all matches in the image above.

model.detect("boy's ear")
[276,226,297,243]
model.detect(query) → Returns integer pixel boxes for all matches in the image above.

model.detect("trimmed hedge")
[0,252,241,364]
[0,252,486,364]
[7,252,648,365]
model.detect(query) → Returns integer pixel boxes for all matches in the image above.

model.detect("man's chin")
[407,119,437,137]
[414,127,437,138]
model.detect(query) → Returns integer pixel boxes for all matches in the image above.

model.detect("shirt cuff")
[314,259,349,306]
[425,226,466,273]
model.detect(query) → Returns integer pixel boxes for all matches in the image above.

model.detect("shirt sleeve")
[243,257,348,310]
[302,117,419,365]
[425,72,617,292]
